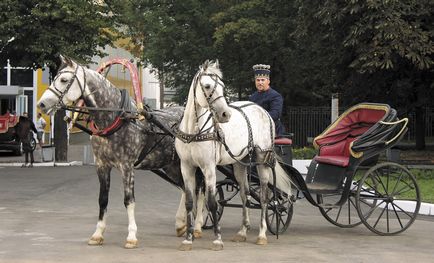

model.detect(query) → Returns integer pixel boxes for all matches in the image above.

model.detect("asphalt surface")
[1,164,434,263]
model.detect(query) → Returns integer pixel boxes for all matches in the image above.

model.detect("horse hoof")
[193,230,202,239]
[231,234,246,242]
[176,225,187,237]
[211,240,224,251]
[88,236,104,246]
[256,237,268,245]
[124,240,138,249]
[178,241,193,251]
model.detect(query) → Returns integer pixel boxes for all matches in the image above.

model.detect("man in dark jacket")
[249,64,284,136]
[16,112,37,167]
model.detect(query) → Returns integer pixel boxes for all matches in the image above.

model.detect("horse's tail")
[273,161,293,196]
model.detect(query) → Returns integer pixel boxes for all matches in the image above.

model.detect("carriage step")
[306,182,340,194]
[318,203,340,209]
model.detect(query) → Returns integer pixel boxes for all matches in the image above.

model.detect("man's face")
[255,77,270,92]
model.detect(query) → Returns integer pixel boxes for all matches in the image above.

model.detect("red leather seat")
[314,155,350,167]
[313,105,389,168]
[275,137,292,145]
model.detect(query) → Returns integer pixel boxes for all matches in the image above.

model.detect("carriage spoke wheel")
[317,189,363,228]
[202,184,226,230]
[30,137,37,151]
[356,162,421,235]
[266,192,294,235]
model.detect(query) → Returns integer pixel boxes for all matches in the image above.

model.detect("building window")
[11,68,33,87]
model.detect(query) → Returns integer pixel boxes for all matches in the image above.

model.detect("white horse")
[175,60,287,251]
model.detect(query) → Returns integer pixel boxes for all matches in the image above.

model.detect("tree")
[108,0,219,104]
[0,0,118,160]
[0,0,116,68]
[294,0,434,149]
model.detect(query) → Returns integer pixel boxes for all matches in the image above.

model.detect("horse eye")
[60,77,68,83]
[204,84,211,90]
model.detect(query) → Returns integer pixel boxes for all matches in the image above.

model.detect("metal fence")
[284,106,434,147]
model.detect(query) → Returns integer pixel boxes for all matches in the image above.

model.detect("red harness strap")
[89,117,124,136]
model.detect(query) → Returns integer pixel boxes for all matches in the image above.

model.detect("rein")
[219,103,275,168]
[55,66,133,137]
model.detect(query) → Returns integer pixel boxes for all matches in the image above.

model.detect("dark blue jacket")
[249,88,284,136]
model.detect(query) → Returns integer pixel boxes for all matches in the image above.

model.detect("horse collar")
[88,89,130,137]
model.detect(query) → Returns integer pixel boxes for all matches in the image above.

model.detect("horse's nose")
[38,102,46,110]
[220,110,231,122]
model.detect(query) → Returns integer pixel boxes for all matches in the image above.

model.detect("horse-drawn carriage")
[37,57,421,250]
[0,112,37,155]
[204,103,420,236]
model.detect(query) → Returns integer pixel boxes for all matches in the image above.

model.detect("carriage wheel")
[266,192,294,235]
[202,183,226,229]
[30,137,37,151]
[356,162,421,235]
[317,190,363,228]
[317,166,374,228]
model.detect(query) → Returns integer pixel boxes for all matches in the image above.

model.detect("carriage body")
[282,103,421,235]
[210,103,420,236]
[0,113,23,155]
[306,103,399,198]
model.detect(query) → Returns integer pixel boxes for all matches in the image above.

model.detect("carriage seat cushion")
[314,155,350,167]
[314,107,387,167]
[275,137,292,145]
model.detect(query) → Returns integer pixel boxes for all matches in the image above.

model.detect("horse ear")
[214,59,220,69]
[202,60,209,70]
[59,55,73,67]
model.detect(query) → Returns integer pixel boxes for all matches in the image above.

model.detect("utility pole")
[48,66,68,162]
[331,93,339,123]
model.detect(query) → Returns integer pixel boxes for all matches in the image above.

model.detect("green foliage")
[0,0,117,69]
[410,169,434,203]
[292,147,317,160]
[107,0,218,103]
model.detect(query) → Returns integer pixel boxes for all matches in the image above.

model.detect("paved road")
[0,165,433,263]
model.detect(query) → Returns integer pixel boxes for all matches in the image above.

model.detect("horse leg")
[231,163,250,242]
[194,188,205,239]
[175,192,187,237]
[122,167,138,249]
[88,165,111,246]
[256,163,271,245]
[175,187,204,238]
[203,166,223,251]
[179,164,196,251]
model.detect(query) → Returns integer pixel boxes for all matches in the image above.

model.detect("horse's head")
[194,60,231,123]
[37,55,86,114]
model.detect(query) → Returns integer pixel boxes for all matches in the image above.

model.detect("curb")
[0,161,83,167]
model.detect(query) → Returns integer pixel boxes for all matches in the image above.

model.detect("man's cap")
[253,64,271,78]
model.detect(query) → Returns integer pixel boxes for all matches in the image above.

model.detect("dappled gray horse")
[37,56,189,248]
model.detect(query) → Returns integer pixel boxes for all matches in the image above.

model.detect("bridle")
[175,69,227,143]
[46,64,130,137]
[47,64,86,108]
[192,70,227,121]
